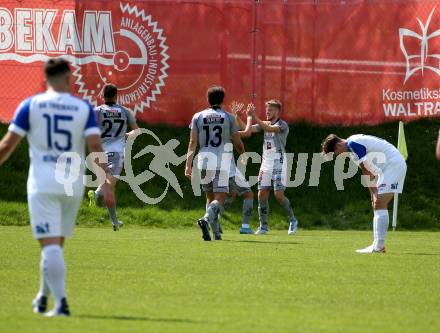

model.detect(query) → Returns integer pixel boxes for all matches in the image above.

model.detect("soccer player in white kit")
[88,84,139,231]
[242,100,299,235]
[214,101,255,235]
[185,86,246,241]
[0,58,115,316]
[321,134,407,253]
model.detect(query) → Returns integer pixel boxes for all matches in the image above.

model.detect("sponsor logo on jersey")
[35,223,50,234]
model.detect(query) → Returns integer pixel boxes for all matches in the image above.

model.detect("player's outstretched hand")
[101,182,116,208]
[246,103,256,117]
[230,101,245,116]
[185,166,192,180]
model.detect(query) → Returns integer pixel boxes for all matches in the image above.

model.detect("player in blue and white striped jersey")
[322,134,407,253]
[0,58,115,316]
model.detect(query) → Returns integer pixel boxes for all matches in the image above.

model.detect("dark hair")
[44,58,70,78]
[321,134,342,154]
[265,99,282,112]
[103,84,118,100]
[207,86,225,108]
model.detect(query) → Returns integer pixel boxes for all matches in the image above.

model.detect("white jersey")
[189,108,238,171]
[255,119,289,171]
[95,103,136,153]
[8,91,100,196]
[346,134,405,171]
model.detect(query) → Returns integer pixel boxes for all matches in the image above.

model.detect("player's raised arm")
[232,132,245,156]
[251,114,280,133]
[230,101,246,130]
[239,114,254,138]
[241,103,259,137]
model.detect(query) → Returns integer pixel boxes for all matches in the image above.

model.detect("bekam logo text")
[0,2,169,113]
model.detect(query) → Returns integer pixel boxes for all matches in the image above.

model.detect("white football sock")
[42,244,66,308]
[37,251,50,298]
[373,210,389,248]
[373,213,378,246]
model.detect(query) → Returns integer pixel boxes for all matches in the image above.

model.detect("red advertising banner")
[0,0,440,126]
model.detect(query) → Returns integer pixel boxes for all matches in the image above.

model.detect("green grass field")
[1,226,439,333]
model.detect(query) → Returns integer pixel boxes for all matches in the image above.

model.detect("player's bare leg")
[94,175,122,230]
[33,237,70,317]
[357,193,394,254]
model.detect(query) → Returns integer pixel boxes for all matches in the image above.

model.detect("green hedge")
[1,119,439,230]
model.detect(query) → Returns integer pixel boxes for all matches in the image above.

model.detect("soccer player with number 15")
[0,58,115,316]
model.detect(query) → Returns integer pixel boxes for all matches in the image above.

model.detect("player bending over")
[185,86,246,241]
[0,58,115,316]
[88,84,139,231]
[242,100,298,235]
[321,134,407,253]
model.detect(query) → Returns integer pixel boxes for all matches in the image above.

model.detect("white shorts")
[229,170,252,196]
[28,193,83,239]
[258,163,287,191]
[377,159,407,195]
[201,169,229,193]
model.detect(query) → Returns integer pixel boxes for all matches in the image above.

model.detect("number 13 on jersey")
[202,125,223,147]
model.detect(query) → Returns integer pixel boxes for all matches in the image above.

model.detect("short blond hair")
[265,99,282,112]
